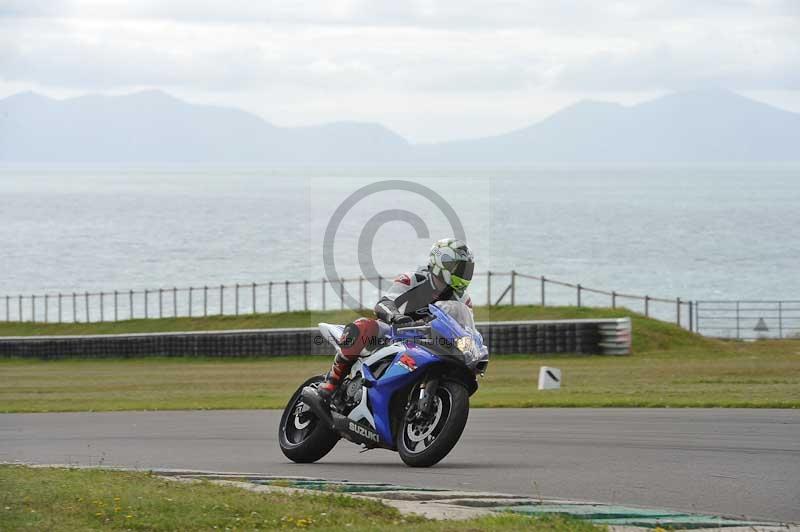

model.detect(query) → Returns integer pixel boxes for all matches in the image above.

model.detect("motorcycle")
[278,300,490,467]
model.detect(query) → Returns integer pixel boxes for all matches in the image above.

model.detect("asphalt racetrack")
[2,409,798,522]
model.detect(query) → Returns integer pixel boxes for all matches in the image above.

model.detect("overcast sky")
[1,0,798,142]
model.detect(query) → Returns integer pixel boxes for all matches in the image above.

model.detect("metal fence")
[1,270,700,330]
[695,300,800,339]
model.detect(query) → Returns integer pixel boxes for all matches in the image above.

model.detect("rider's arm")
[374,273,415,324]
[375,297,401,323]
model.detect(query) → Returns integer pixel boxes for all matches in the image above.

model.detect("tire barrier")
[0,318,631,360]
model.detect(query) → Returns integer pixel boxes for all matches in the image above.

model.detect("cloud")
[0,18,558,92]
[3,0,797,28]
[0,1,795,93]
[0,0,797,140]
[558,39,800,91]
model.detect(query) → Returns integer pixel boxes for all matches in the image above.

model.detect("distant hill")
[1,88,797,163]
[0,90,411,164]
[422,89,800,162]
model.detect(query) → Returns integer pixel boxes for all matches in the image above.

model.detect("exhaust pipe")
[300,387,335,430]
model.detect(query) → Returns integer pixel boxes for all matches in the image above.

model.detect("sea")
[1,164,798,325]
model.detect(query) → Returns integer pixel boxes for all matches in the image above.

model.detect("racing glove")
[375,298,413,326]
[391,314,414,326]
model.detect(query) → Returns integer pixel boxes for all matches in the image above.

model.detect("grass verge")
[0,465,599,531]
[2,343,798,412]
[1,306,798,411]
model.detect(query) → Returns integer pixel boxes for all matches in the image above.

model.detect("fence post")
[303,280,308,311]
[688,300,693,332]
[285,280,290,312]
[736,301,740,339]
[676,297,681,326]
[778,301,783,339]
[159,288,163,319]
[235,283,240,316]
[18,295,23,322]
[114,291,118,322]
[359,276,363,309]
[85,291,90,322]
[58,294,62,323]
[72,293,77,323]
[31,295,36,323]
[339,280,344,310]
[577,284,582,307]
[510,270,516,306]
[269,281,274,313]
[5,295,9,322]
[44,295,49,323]
[612,291,617,309]
[100,292,104,322]
[219,285,224,316]
[203,286,208,317]
[694,301,699,333]
[321,279,325,311]
[487,271,492,306]
[144,290,149,319]
[252,282,257,314]
[189,287,193,318]
[540,276,546,307]
[378,276,383,298]
[173,287,177,317]
[129,290,134,320]
[644,295,650,317]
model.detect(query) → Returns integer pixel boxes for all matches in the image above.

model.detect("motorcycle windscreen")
[428,301,471,340]
[428,301,487,369]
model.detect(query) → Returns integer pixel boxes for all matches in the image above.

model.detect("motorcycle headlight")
[455,336,473,353]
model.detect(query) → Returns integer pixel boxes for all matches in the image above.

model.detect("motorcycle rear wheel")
[278,376,339,463]
[397,380,469,467]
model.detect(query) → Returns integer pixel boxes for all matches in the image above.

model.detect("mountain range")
[1,88,797,163]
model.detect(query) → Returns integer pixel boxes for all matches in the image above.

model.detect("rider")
[308,238,475,403]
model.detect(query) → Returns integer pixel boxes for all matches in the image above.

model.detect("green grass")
[1,344,798,412]
[0,309,364,337]
[0,465,599,531]
[1,306,798,411]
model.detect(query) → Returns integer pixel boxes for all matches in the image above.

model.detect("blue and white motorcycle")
[279,300,489,467]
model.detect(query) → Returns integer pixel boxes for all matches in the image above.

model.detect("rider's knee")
[341,318,380,357]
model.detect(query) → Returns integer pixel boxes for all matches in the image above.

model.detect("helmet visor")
[443,260,474,282]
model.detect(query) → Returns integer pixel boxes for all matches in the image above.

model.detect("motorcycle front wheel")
[397,380,469,467]
[278,376,339,463]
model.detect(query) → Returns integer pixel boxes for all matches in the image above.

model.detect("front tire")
[397,380,469,467]
[278,376,339,463]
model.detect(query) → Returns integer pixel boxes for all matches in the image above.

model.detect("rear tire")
[278,376,339,463]
[397,380,469,467]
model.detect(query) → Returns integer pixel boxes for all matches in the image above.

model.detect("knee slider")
[340,322,361,348]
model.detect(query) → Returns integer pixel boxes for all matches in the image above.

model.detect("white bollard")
[538,366,562,390]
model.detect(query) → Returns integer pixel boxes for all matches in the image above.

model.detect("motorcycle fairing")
[318,302,484,447]
[344,343,403,430]
[363,343,440,445]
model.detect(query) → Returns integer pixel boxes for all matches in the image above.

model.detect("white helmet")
[428,238,475,296]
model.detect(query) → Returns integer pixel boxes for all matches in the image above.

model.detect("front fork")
[406,376,440,422]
